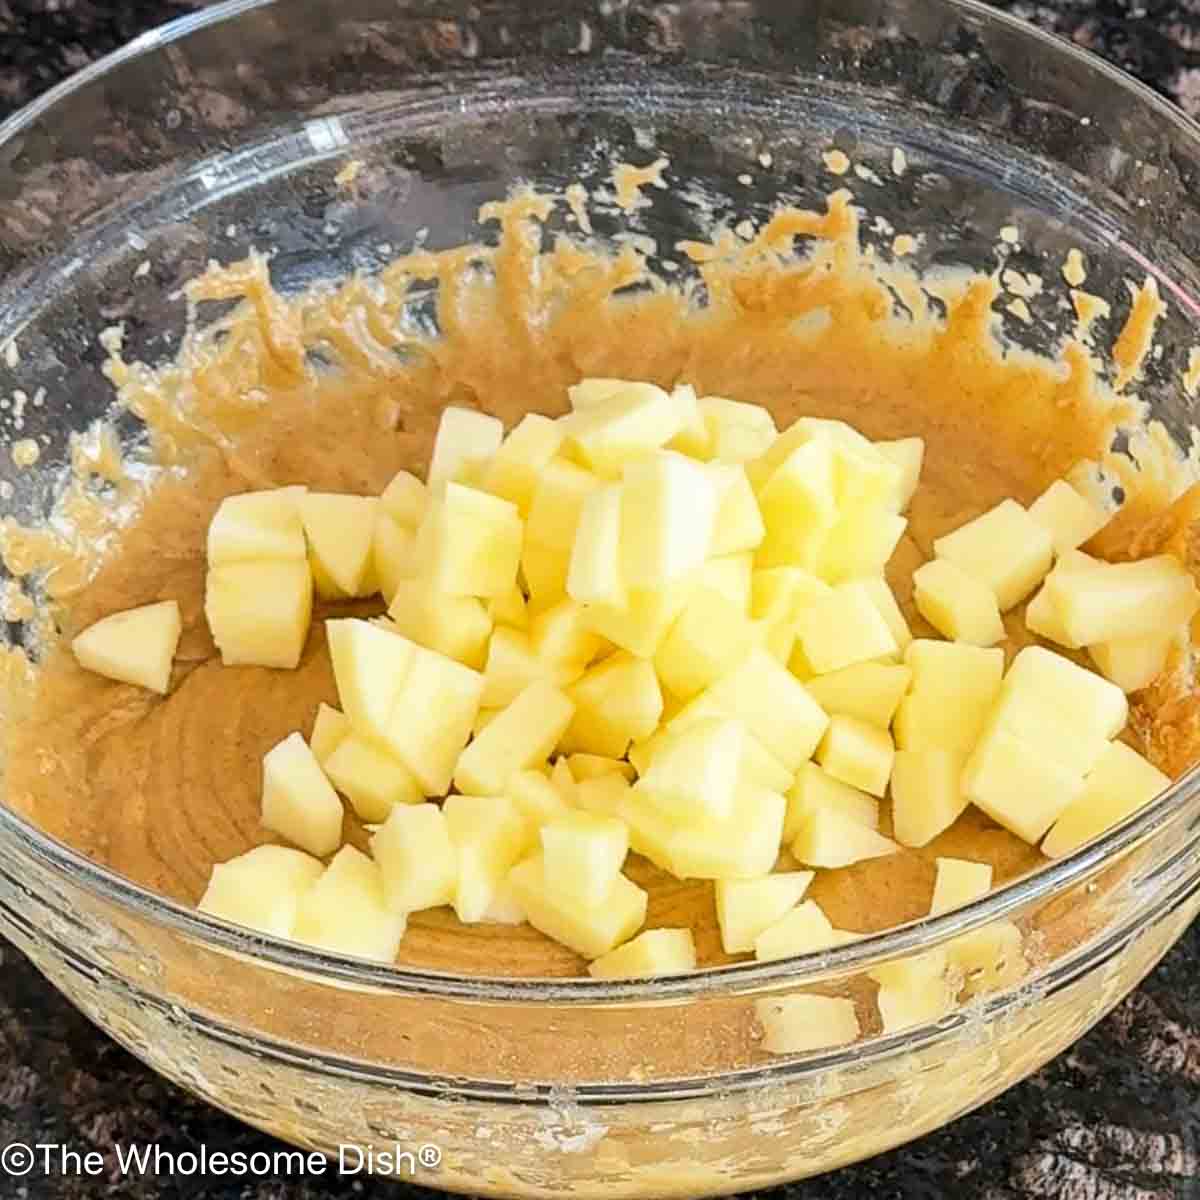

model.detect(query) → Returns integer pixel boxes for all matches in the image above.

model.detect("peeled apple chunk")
[442,794,528,923]
[785,763,879,842]
[326,618,415,743]
[876,437,925,512]
[870,950,956,1032]
[414,482,523,599]
[582,578,696,659]
[635,717,744,821]
[506,769,572,829]
[715,872,815,954]
[754,899,837,961]
[791,806,898,869]
[620,452,717,587]
[324,733,422,822]
[540,811,630,908]
[292,845,408,962]
[386,582,493,670]
[483,413,565,513]
[756,994,861,1054]
[815,715,895,798]
[1042,740,1170,859]
[72,599,181,694]
[508,853,648,959]
[206,486,307,565]
[755,439,838,569]
[309,703,349,764]
[526,458,602,553]
[794,581,898,675]
[205,561,313,670]
[890,748,968,849]
[299,493,378,598]
[427,406,504,489]
[198,845,323,938]
[562,380,685,476]
[933,498,1053,610]
[260,731,344,857]
[858,575,913,652]
[563,654,662,758]
[803,662,911,730]
[912,558,1005,647]
[929,857,993,915]
[709,464,766,556]
[379,469,427,528]
[654,587,755,701]
[370,803,458,914]
[567,483,626,607]
[372,515,417,603]
[588,927,697,979]
[699,395,778,462]
[1027,479,1109,555]
[892,641,1004,753]
[1090,631,1176,694]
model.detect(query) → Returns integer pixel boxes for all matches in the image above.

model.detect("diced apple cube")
[482,879,528,925]
[309,702,349,765]
[574,774,632,819]
[1042,740,1169,858]
[791,806,899,868]
[198,844,323,938]
[696,553,754,613]
[455,681,575,795]
[912,558,1004,646]
[870,950,956,1031]
[816,715,894,797]
[526,458,602,551]
[756,994,861,1054]
[326,618,414,743]
[567,754,637,783]
[754,416,869,482]
[206,561,313,670]
[529,600,606,671]
[299,493,378,598]
[207,487,307,565]
[654,587,755,700]
[929,857,993,915]
[803,662,911,729]
[588,927,696,978]
[948,922,1027,996]
[699,396,778,462]
[934,499,1054,610]
[893,641,1004,753]
[665,383,709,457]
[819,510,907,584]
[709,464,765,555]
[442,794,527,923]
[541,811,629,908]
[292,845,407,961]
[489,581,529,630]
[260,731,343,857]
[751,566,831,625]
[562,381,685,477]
[370,802,457,913]
[386,581,492,669]
[620,452,717,587]
[568,378,633,410]
[563,654,661,758]
[754,900,837,961]
[1090,631,1176,693]
[858,575,912,652]
[755,440,838,569]
[1028,479,1108,556]
[890,748,968,848]
[72,599,181,694]
[380,469,427,528]
[520,539,569,614]
[1024,581,1080,648]
[876,437,924,512]
[1046,553,1200,645]
[795,581,898,675]
[715,872,814,954]
[483,414,565,512]
[509,853,647,958]
[567,483,625,607]
[324,733,422,822]
[507,768,573,832]
[635,718,744,821]
[785,762,880,842]
[480,626,578,709]
[414,482,522,599]
[428,407,504,489]
[372,514,417,603]
[581,578,696,658]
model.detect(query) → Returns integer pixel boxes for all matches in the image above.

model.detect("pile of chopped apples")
[71,378,1194,1045]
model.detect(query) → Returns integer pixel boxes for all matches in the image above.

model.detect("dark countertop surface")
[2,1,1200,1197]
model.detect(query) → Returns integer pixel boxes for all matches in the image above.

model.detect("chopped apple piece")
[299,493,378,598]
[1024,580,1081,648]
[588,927,697,978]
[370,802,458,913]
[715,872,814,954]
[699,396,778,462]
[568,378,632,410]
[508,853,648,958]
[206,561,312,670]
[380,469,427,528]
[635,718,744,821]
[755,439,838,569]
[529,600,606,672]
[871,950,956,1032]
[520,538,570,614]
[819,510,907,584]
[574,774,631,819]
[371,514,417,603]
[481,626,580,709]
[309,702,349,765]
[1028,479,1108,556]
[876,437,924,512]
[482,880,528,925]
[620,452,717,587]
[929,857,993,915]
[526,458,602,551]
[198,845,323,938]
[563,654,662,758]
[442,794,528,923]
[948,922,1027,996]
[483,414,565,512]
[756,994,861,1054]
[324,733,422,822]
[804,662,911,729]
[427,406,504,488]
[785,762,880,842]
[541,811,629,908]
[754,900,837,961]
[326,618,414,743]
[1090,631,1176,693]
[562,381,685,476]
[791,806,899,868]
[292,845,407,962]
[567,754,637,783]
[414,482,522,599]
[567,483,625,607]
[72,599,182,694]
[751,566,831,625]
[507,769,573,831]
[795,581,898,674]
[1042,740,1170,858]
[489,581,529,630]
[582,578,696,658]
[454,680,575,795]
[893,641,1004,753]
[696,553,753,613]
[206,487,307,565]
[858,575,912,652]
[912,558,1005,646]
[386,581,492,670]
[260,731,343,857]
[934,499,1053,610]
[816,715,894,797]
[709,464,765,555]
[636,718,794,794]
[890,748,968,848]
[654,587,755,700]
[665,383,709,457]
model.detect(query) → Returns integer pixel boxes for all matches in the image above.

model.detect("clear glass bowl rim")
[1,0,1199,1007]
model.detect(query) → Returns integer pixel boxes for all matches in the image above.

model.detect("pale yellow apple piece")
[858,575,913,652]
[489,581,529,630]
[588,928,697,979]
[870,949,956,1032]
[574,774,631,819]
[890,748,968,849]
[795,580,898,675]
[482,879,528,925]
[754,900,837,961]
[386,580,492,669]
[699,396,778,463]
[370,802,458,914]
[198,845,323,938]
[567,754,637,783]
[1042,740,1170,858]
[567,483,626,607]
[529,599,607,671]
[324,733,422,822]
[205,561,313,670]
[427,406,504,488]
[292,845,407,962]
[325,618,414,743]
[709,464,765,555]
[379,469,426,528]
[506,769,573,832]
[751,565,832,625]
[875,437,924,512]
[562,381,685,477]
[635,717,744,821]
[803,662,911,729]
[480,626,566,709]
[654,586,755,700]
[72,599,181,694]
[1024,581,1081,648]
[755,439,838,569]
[526,457,602,551]
[621,451,718,587]
[371,514,417,603]
[1090,631,1176,693]
[483,413,565,513]
[442,794,528,923]
[753,415,872,487]
[696,553,754,612]
[520,538,569,614]
[581,578,696,658]
[912,558,1004,646]
[568,378,632,409]
[756,994,861,1054]
[1027,479,1108,556]
[791,806,899,868]
[260,731,343,857]
[563,654,661,758]
[929,856,993,915]
[893,640,1004,753]
[309,702,350,765]
[541,811,630,908]
[299,493,378,598]
[816,715,894,797]
[934,498,1053,610]
[414,482,523,599]
[508,853,648,958]
[665,383,710,458]
[785,762,880,842]
[716,872,814,954]
[949,922,1027,996]
[819,509,907,584]
[206,486,307,565]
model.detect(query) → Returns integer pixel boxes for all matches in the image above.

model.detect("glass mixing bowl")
[2,1,1200,1195]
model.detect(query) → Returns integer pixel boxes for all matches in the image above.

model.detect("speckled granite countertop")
[1,1,1200,1197]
